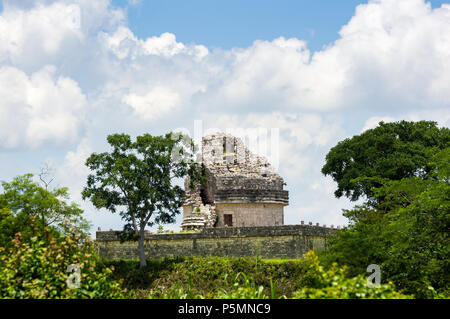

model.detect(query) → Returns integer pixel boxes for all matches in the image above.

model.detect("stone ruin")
[181,133,289,231]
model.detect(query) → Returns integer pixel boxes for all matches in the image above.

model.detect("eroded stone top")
[201,132,278,178]
[184,133,288,205]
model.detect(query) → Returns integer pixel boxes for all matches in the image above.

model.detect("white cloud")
[362,108,450,132]
[0,66,87,148]
[333,0,450,109]
[123,86,181,121]
[56,138,92,201]
[0,2,83,63]
[361,116,396,132]
[2,0,449,128]
[55,138,125,235]
[100,26,208,60]
[0,0,125,71]
[18,0,445,127]
[205,0,450,112]
[142,33,186,57]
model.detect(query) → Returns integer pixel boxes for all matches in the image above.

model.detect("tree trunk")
[138,227,147,268]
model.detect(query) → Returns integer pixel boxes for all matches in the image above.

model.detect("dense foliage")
[103,252,410,299]
[321,121,449,205]
[319,142,450,298]
[102,255,305,298]
[0,218,125,299]
[292,252,410,299]
[0,174,90,248]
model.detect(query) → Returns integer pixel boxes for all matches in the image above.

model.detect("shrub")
[0,219,125,299]
[293,251,411,299]
[105,252,416,299]
[215,273,270,299]
[106,256,306,298]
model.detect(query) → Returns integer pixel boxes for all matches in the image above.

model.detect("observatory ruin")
[180,133,289,230]
[96,133,339,260]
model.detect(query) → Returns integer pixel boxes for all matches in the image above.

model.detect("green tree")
[320,149,450,297]
[82,133,202,268]
[0,174,90,245]
[0,208,35,249]
[321,121,449,205]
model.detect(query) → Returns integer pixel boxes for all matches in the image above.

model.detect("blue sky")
[0,0,449,237]
[111,0,446,51]
[113,0,366,52]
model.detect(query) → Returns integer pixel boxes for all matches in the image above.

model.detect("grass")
[262,258,304,263]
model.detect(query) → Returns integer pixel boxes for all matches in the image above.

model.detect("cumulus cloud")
[123,86,181,121]
[56,138,92,200]
[361,116,397,132]
[92,0,450,117]
[0,0,124,71]
[362,108,450,132]
[0,66,87,148]
[100,26,208,60]
[55,138,125,234]
[0,2,82,63]
[208,0,450,112]
[2,0,449,137]
[334,0,450,109]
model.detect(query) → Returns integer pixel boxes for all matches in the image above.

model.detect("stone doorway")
[224,214,233,227]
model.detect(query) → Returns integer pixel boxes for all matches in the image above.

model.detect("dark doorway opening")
[224,214,233,227]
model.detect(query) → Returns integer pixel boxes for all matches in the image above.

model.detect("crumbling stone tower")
[181,133,289,230]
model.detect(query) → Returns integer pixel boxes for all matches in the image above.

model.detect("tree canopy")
[0,174,90,246]
[320,148,449,298]
[82,132,202,268]
[321,120,449,205]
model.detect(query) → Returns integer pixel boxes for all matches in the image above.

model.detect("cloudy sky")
[0,0,449,237]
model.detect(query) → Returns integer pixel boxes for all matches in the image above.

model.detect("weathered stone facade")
[96,225,336,260]
[181,133,289,230]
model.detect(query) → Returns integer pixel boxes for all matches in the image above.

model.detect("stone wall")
[215,203,284,227]
[96,224,336,260]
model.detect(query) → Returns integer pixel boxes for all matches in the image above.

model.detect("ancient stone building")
[181,133,289,230]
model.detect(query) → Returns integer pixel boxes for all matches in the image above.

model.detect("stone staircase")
[181,204,217,231]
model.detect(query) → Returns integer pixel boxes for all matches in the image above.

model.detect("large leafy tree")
[82,133,201,268]
[320,149,449,298]
[0,174,90,246]
[321,121,449,205]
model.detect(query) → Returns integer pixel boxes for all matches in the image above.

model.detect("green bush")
[293,251,411,299]
[215,273,272,299]
[105,252,413,299]
[0,218,125,299]
[105,256,306,298]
